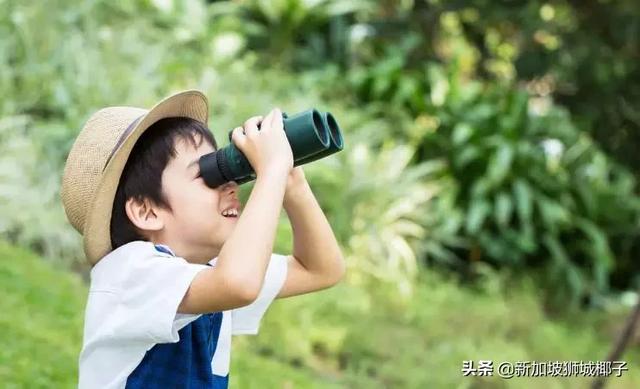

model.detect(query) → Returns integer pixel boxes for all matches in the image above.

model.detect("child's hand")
[284,166,308,202]
[231,108,293,178]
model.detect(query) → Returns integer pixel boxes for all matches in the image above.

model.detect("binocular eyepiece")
[198,109,344,188]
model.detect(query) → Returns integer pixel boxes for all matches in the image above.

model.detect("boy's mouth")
[221,208,238,218]
[221,199,241,218]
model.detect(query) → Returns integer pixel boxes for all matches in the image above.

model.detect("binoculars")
[198,109,344,188]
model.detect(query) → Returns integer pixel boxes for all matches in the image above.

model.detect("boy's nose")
[220,181,238,195]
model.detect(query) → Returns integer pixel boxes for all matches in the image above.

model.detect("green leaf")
[452,122,473,145]
[423,241,460,265]
[494,191,513,228]
[466,199,491,234]
[487,143,514,186]
[542,234,569,279]
[575,218,615,277]
[453,145,480,169]
[501,90,528,133]
[536,196,570,230]
[565,263,585,308]
[470,178,491,198]
[513,179,533,225]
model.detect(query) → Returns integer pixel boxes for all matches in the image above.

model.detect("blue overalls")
[125,244,229,388]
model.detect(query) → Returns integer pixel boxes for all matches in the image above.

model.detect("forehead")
[170,134,216,168]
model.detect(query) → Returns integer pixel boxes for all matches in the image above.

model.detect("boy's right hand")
[231,108,293,178]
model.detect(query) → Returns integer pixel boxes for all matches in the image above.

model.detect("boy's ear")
[124,196,165,232]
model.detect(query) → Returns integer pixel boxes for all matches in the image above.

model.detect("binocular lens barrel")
[285,109,331,161]
[199,109,344,188]
[294,112,343,166]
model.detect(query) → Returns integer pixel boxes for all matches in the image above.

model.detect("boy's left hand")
[278,163,345,299]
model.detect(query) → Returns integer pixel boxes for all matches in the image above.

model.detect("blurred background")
[1,0,640,387]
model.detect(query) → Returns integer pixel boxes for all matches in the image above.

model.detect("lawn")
[1,241,638,388]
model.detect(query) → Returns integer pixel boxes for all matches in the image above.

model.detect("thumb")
[230,127,246,149]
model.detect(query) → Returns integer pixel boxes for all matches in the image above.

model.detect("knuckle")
[244,122,259,133]
[231,127,244,140]
[245,115,263,127]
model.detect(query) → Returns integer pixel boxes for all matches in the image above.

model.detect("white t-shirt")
[78,241,288,389]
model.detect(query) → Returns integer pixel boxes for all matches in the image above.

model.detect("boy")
[61,90,345,388]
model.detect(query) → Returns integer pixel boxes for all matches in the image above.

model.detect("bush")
[414,64,640,309]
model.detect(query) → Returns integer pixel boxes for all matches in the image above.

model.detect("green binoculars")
[198,109,344,188]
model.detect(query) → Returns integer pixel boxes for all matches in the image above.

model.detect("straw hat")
[61,90,209,265]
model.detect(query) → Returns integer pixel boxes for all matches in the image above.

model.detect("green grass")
[247,270,640,388]
[1,240,639,388]
[0,242,85,388]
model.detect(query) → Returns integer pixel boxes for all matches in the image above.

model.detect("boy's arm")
[178,108,292,314]
[278,167,345,298]
[178,169,289,314]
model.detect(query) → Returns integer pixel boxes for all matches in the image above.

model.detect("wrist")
[256,164,290,182]
[284,180,311,205]
[256,173,289,190]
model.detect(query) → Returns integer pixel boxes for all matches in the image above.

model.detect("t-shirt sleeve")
[231,254,288,335]
[112,247,209,344]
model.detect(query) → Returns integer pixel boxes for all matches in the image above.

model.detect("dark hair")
[110,117,217,250]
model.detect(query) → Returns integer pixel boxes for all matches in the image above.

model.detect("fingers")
[230,126,246,148]
[259,108,275,133]
[243,115,263,138]
[235,108,282,145]
[271,108,283,131]
[229,108,292,176]
[243,115,263,129]
[263,107,281,133]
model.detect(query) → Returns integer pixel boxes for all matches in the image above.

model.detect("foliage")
[416,64,640,308]
[208,0,371,69]
[456,0,640,177]
[303,120,448,294]
[0,0,238,266]
[216,0,640,175]
[0,115,81,263]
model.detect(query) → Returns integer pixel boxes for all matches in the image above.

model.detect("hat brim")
[83,90,209,265]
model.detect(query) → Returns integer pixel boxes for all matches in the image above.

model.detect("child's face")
[157,136,241,263]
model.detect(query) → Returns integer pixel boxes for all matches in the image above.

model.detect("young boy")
[61,90,345,388]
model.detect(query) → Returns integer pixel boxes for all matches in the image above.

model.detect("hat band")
[102,114,145,172]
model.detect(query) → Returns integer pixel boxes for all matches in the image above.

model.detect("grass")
[1,240,639,388]
[0,242,85,388]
